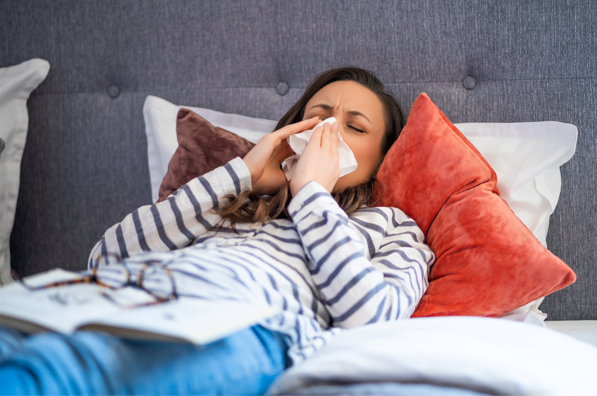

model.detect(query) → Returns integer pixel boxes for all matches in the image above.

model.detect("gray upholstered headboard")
[2,1,595,320]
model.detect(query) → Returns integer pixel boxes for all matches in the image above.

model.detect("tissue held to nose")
[282,117,358,181]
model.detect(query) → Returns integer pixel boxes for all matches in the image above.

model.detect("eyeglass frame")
[11,253,179,309]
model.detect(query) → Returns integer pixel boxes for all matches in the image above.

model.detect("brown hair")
[217,66,405,224]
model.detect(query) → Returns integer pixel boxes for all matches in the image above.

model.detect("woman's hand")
[243,117,320,195]
[290,122,341,196]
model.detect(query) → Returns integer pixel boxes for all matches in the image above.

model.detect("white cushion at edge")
[0,59,50,286]
[266,317,597,396]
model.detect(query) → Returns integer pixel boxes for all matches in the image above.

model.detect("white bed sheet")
[267,317,597,396]
[545,320,597,348]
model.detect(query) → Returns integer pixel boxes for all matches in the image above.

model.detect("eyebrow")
[308,104,371,123]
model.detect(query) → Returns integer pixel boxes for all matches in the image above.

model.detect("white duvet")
[267,317,597,396]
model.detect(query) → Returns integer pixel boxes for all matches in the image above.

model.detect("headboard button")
[462,76,477,90]
[276,82,289,96]
[108,85,121,98]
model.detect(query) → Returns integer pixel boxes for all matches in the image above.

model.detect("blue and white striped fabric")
[88,158,434,363]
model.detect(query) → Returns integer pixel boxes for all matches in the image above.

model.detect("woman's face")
[301,80,386,192]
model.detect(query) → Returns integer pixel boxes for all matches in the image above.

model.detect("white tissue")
[282,117,358,180]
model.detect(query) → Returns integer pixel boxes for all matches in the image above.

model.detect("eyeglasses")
[12,253,178,309]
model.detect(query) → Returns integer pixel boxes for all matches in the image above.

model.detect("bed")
[2,1,597,395]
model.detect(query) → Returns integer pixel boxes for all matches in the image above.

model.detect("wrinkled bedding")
[267,317,597,396]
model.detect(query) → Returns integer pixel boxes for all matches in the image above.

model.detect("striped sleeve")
[288,181,434,329]
[88,157,252,269]
[369,208,435,319]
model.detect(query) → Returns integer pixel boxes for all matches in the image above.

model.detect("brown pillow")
[157,108,255,202]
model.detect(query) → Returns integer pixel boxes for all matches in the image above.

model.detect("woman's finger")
[329,122,339,154]
[320,122,332,150]
[274,117,320,141]
[309,125,324,148]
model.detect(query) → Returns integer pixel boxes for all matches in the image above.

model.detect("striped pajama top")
[88,157,434,364]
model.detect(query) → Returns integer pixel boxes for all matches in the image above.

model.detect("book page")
[0,269,122,333]
[0,269,279,344]
[79,297,279,345]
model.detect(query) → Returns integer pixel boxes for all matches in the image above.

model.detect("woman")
[0,67,434,395]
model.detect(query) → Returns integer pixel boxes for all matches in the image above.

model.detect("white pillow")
[0,59,50,286]
[142,95,577,320]
[266,317,597,396]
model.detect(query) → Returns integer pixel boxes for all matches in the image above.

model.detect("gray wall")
[2,1,595,320]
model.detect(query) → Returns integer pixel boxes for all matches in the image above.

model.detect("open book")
[0,269,278,344]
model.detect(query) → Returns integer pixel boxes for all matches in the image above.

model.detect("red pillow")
[376,93,576,317]
[157,108,255,202]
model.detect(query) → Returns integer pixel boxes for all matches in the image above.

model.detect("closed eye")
[349,125,365,133]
